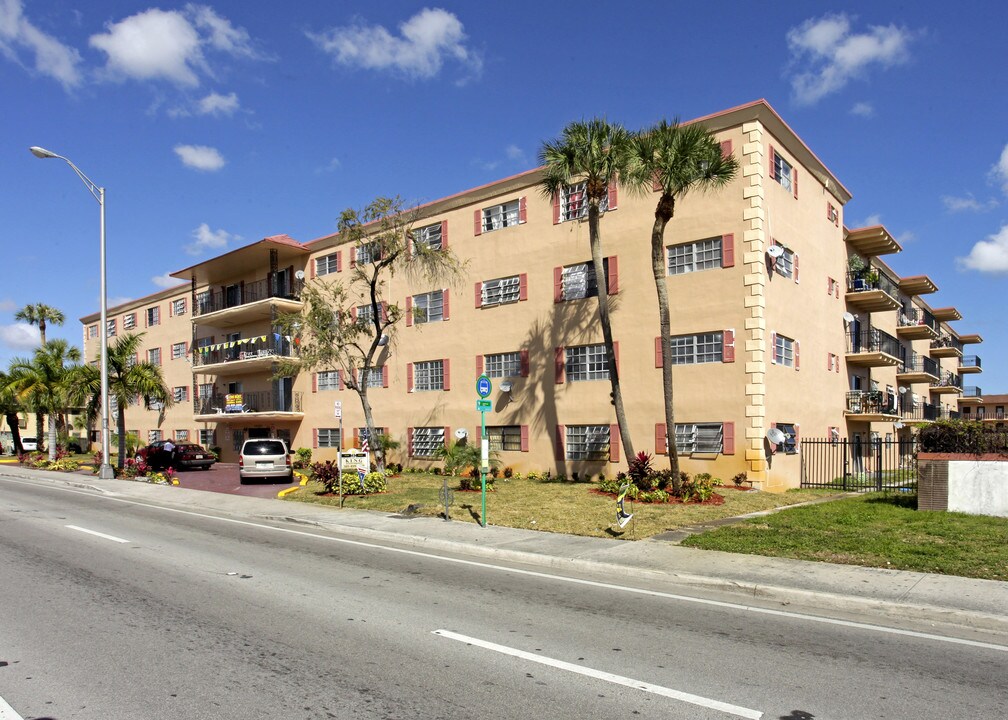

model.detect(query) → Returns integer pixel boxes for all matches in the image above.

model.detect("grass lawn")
[682,492,1008,581]
[282,471,836,539]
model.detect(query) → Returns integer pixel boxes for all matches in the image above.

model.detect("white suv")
[238,438,293,483]
[21,437,38,452]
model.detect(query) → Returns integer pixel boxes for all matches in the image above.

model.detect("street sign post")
[475,374,492,527]
[334,400,344,504]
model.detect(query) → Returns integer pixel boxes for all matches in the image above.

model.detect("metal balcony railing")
[963,386,983,398]
[193,336,296,368]
[194,276,304,317]
[846,269,900,298]
[961,355,982,370]
[931,334,963,353]
[194,390,303,415]
[847,326,901,357]
[934,371,962,389]
[898,307,939,333]
[846,390,898,415]
[899,352,940,377]
[900,398,942,421]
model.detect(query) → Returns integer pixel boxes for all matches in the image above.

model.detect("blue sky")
[2,1,1006,391]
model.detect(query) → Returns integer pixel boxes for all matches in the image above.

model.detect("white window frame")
[356,242,381,265]
[413,223,443,251]
[146,306,160,327]
[411,426,445,457]
[566,425,610,460]
[88,324,98,339]
[413,360,444,391]
[198,383,214,399]
[773,151,793,192]
[107,319,116,337]
[172,298,186,316]
[774,334,795,367]
[775,423,798,454]
[356,304,376,327]
[565,344,609,382]
[172,386,188,403]
[199,429,215,447]
[122,313,136,330]
[669,332,723,365]
[317,428,342,448]
[317,370,340,391]
[561,260,606,301]
[171,342,187,360]
[674,423,724,454]
[481,200,520,233]
[486,425,522,452]
[148,429,163,443]
[413,290,444,324]
[147,347,161,366]
[356,367,384,388]
[560,182,608,222]
[481,275,520,307]
[316,253,340,276]
[484,351,521,378]
[175,429,189,442]
[772,242,795,279]
[668,237,722,275]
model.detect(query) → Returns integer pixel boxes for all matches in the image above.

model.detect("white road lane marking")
[433,629,763,719]
[0,694,25,720]
[10,478,1005,654]
[65,524,130,543]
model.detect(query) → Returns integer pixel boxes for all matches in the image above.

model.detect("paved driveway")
[174,463,300,498]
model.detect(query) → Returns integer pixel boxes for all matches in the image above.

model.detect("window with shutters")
[175,429,189,442]
[561,259,609,300]
[774,423,798,454]
[668,237,722,275]
[146,306,160,326]
[566,344,609,382]
[669,332,723,364]
[774,334,795,367]
[107,319,116,337]
[147,347,161,366]
[414,360,444,391]
[356,242,381,264]
[172,298,186,316]
[481,200,520,232]
[171,342,187,360]
[413,223,443,251]
[772,150,793,192]
[358,426,387,442]
[481,275,520,307]
[123,313,136,330]
[560,182,608,222]
[317,370,340,391]
[317,428,341,448]
[484,351,522,378]
[412,290,444,323]
[411,426,445,457]
[148,429,163,443]
[356,367,384,388]
[173,386,189,403]
[316,252,340,276]
[772,242,795,279]
[566,425,610,460]
[674,423,724,453]
[486,426,522,452]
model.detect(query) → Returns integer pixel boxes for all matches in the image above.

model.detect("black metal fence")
[801,436,918,491]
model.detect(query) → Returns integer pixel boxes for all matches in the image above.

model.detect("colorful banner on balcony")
[197,335,286,353]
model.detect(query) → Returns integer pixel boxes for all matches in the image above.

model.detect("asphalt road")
[1,476,1005,719]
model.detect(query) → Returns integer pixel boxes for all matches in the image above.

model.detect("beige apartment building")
[79,100,985,489]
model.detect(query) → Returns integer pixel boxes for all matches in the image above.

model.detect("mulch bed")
[588,488,726,505]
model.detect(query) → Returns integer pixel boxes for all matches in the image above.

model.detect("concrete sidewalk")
[7,467,1008,637]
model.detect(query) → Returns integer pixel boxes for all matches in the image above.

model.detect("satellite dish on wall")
[454,428,468,440]
[766,245,784,259]
[842,312,855,324]
[294,270,305,280]
[899,386,907,395]
[499,380,513,393]
[766,427,787,445]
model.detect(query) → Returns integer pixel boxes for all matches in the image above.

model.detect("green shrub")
[293,447,313,469]
[48,458,81,472]
[310,460,340,493]
[918,420,1008,454]
[680,472,716,502]
[342,470,387,495]
[628,451,654,490]
[732,471,749,487]
[503,466,514,478]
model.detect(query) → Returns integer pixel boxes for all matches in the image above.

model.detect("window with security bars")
[146,306,160,326]
[774,334,795,367]
[357,367,384,388]
[148,348,161,366]
[566,344,609,381]
[775,423,798,454]
[316,253,340,276]
[317,370,340,391]
[107,319,116,337]
[561,259,608,300]
[772,243,795,279]
[172,299,186,316]
[773,151,793,192]
[413,291,444,323]
[411,426,445,457]
[123,313,136,330]
[484,351,521,378]
[196,291,212,314]
[669,332,723,364]
[486,426,522,452]
[173,386,188,403]
[172,342,187,360]
[413,223,443,251]
[356,242,381,264]
[414,360,444,391]
[560,182,608,222]
[199,429,215,447]
[481,275,520,306]
[482,200,520,232]
[566,425,610,460]
[317,428,341,448]
[148,429,163,443]
[674,423,724,453]
[175,429,189,442]
[668,237,722,275]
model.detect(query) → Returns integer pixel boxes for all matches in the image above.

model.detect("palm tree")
[625,119,739,483]
[0,367,27,454]
[6,340,81,461]
[70,332,171,469]
[539,119,635,461]
[15,303,66,443]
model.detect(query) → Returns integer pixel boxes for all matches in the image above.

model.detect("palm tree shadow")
[779,712,815,719]
[459,503,482,524]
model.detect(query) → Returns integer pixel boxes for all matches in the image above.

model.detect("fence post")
[875,437,883,491]
[842,438,849,491]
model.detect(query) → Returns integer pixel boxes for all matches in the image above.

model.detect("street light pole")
[30,146,114,480]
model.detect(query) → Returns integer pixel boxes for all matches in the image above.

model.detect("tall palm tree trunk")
[35,413,44,451]
[651,195,681,492]
[588,206,634,461]
[6,413,23,454]
[47,413,58,462]
[117,406,128,469]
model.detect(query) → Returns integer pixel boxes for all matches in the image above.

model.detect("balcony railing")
[962,386,983,398]
[961,355,982,370]
[846,269,900,297]
[194,390,303,415]
[194,276,304,317]
[898,307,939,333]
[972,409,1006,421]
[846,390,898,415]
[898,353,940,378]
[933,371,962,389]
[931,334,963,354]
[847,326,901,357]
[193,336,295,368]
[899,399,942,421]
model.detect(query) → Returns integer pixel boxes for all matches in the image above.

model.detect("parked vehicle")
[21,437,38,452]
[137,441,214,471]
[66,441,83,454]
[238,438,293,483]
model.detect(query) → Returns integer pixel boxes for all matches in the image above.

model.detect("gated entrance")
[801,437,917,491]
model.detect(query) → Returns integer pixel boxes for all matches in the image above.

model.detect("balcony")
[194,276,304,328]
[898,275,938,296]
[960,355,982,374]
[845,226,901,257]
[845,326,901,367]
[845,270,901,312]
[846,390,899,421]
[930,371,962,395]
[960,386,983,405]
[896,307,939,341]
[895,353,940,383]
[974,409,1006,423]
[899,398,956,422]
[193,335,298,376]
[194,390,304,423]
[931,334,963,359]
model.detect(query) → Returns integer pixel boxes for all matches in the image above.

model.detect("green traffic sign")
[476,399,492,411]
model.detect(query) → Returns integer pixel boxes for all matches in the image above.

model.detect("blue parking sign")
[476,374,492,398]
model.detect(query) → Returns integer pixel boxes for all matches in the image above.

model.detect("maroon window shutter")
[382,365,389,388]
[555,425,565,460]
[353,428,359,448]
[443,358,451,390]
[350,250,355,269]
[476,355,483,375]
[408,427,414,457]
[606,256,619,295]
[768,144,776,180]
[607,181,617,211]
[794,424,801,447]
[310,259,316,279]
[720,139,733,159]
[520,425,529,452]
[407,363,414,392]
[336,250,342,271]
[794,254,800,284]
[519,349,529,377]
[827,353,833,371]
[519,196,527,223]
[771,332,777,364]
[519,273,528,301]
[793,167,799,199]
[406,296,413,327]
[474,282,483,308]
[553,266,563,303]
[168,302,173,317]
[473,209,482,236]
[795,340,801,371]
[555,347,565,384]
[381,302,388,323]
[442,289,450,320]
[552,192,561,224]
[723,422,735,455]
[441,220,448,249]
[609,424,620,463]
[312,372,318,393]
[338,370,345,390]
[655,337,663,368]
[721,233,735,268]
[655,423,667,455]
[826,201,833,221]
[723,329,735,363]
[312,428,318,449]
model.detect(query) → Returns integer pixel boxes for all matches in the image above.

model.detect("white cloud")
[309,8,482,81]
[0,322,40,350]
[106,295,134,308]
[151,273,178,288]
[174,144,225,171]
[850,102,874,117]
[861,213,883,227]
[992,142,1008,195]
[185,222,236,255]
[315,157,341,174]
[198,91,239,115]
[787,13,916,105]
[89,5,259,87]
[942,194,997,213]
[957,224,1008,274]
[0,298,16,312]
[0,0,83,89]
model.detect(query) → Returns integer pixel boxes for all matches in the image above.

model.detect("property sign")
[340,450,369,474]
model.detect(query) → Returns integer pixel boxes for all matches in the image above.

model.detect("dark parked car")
[66,441,83,453]
[137,441,215,471]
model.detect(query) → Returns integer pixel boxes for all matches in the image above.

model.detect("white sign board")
[334,400,342,418]
[340,450,369,473]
